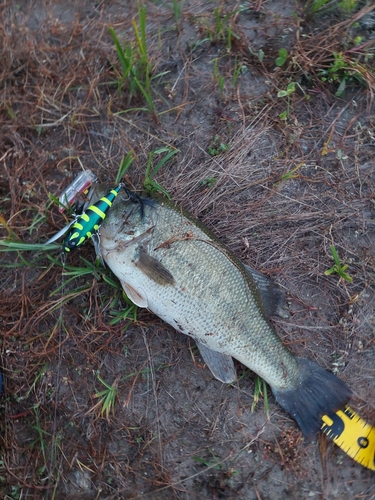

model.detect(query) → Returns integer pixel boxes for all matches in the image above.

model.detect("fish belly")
[102,232,299,392]
[99,197,352,438]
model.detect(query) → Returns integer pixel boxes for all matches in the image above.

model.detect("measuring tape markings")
[321,405,375,471]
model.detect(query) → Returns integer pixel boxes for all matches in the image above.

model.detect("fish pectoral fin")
[243,264,289,319]
[135,247,175,286]
[196,341,237,384]
[121,281,148,308]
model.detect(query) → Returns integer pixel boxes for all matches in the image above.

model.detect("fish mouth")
[100,225,156,255]
[99,237,119,252]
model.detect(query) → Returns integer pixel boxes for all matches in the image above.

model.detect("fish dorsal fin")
[243,264,289,319]
[121,281,148,308]
[196,341,237,383]
[135,247,175,286]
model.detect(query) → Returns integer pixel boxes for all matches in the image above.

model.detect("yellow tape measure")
[321,406,375,471]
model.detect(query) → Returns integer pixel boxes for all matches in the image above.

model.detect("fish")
[96,185,352,438]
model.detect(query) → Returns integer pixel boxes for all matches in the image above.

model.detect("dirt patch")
[0,0,374,498]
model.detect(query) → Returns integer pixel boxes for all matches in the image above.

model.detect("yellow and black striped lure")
[321,406,375,471]
[63,184,123,253]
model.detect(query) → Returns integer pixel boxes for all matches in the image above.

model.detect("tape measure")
[321,406,375,471]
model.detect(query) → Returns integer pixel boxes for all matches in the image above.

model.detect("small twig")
[141,327,163,468]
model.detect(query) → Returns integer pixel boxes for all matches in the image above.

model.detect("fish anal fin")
[136,247,175,286]
[121,281,148,308]
[196,341,237,384]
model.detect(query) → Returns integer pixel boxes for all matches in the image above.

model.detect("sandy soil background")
[0,1,374,498]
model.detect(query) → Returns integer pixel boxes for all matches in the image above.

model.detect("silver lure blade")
[44,220,76,245]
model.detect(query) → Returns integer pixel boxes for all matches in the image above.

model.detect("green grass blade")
[0,240,60,252]
[133,76,154,114]
[133,5,147,58]
[102,273,122,289]
[262,378,269,418]
[116,152,135,183]
[144,179,171,198]
[0,213,20,239]
[109,27,131,76]
[329,245,341,266]
[150,148,179,178]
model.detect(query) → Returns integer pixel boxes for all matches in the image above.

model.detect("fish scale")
[153,212,298,385]
[94,186,353,439]
[101,195,318,399]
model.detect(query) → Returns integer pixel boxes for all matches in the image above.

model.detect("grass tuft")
[109,5,158,121]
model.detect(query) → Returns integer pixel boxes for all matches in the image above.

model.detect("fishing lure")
[62,183,124,253]
[44,182,146,254]
[58,169,97,213]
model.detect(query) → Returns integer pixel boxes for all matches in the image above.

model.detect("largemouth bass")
[97,186,352,438]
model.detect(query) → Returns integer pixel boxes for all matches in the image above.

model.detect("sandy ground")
[0,0,374,498]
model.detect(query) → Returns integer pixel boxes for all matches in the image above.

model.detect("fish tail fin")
[272,357,352,438]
